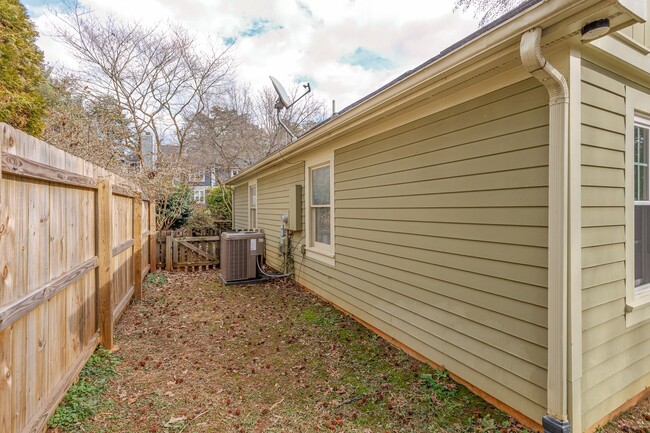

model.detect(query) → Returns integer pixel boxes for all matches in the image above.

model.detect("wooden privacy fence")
[156,225,230,272]
[0,123,156,433]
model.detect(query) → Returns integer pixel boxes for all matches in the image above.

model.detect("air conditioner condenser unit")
[219,231,265,284]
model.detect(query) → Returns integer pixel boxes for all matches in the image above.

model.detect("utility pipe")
[520,27,571,433]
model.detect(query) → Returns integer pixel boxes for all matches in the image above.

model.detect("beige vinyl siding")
[580,61,650,429]
[257,164,305,271]
[617,1,650,47]
[233,184,248,230]
[286,77,549,422]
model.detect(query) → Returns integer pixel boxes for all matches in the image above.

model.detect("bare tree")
[184,84,259,185]
[50,2,234,166]
[186,81,327,180]
[43,72,129,169]
[454,0,527,26]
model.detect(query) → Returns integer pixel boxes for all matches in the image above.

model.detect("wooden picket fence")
[0,123,156,433]
[156,223,230,272]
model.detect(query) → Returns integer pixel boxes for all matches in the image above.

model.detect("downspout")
[520,28,571,433]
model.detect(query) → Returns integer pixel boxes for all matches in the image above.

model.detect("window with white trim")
[311,164,331,245]
[634,115,650,293]
[249,184,257,228]
[193,189,205,203]
[305,152,335,266]
[625,86,650,327]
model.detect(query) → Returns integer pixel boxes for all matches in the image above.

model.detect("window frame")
[193,189,205,203]
[249,181,257,229]
[624,87,650,327]
[305,150,335,266]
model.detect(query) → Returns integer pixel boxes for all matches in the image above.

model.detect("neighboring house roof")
[160,145,181,155]
[227,0,642,185]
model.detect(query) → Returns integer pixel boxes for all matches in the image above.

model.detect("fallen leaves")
[163,415,186,428]
[71,270,649,433]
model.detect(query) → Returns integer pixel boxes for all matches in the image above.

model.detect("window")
[625,86,650,327]
[249,184,257,228]
[634,115,650,291]
[193,189,205,203]
[311,165,331,245]
[230,168,240,178]
[305,152,334,266]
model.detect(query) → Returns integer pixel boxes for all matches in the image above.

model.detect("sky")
[23,0,483,113]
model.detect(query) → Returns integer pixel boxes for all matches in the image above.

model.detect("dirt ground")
[597,397,650,433]
[74,271,648,433]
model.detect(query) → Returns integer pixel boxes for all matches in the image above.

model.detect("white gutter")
[520,27,570,431]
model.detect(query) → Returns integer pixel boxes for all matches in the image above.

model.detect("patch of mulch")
[597,397,649,433]
[68,270,647,432]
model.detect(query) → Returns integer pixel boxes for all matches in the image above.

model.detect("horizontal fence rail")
[0,123,156,433]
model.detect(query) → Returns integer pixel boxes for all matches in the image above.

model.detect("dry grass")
[52,270,648,433]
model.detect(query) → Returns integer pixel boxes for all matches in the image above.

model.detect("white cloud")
[26,0,481,111]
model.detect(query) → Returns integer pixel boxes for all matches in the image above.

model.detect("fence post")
[166,234,173,271]
[133,193,143,301]
[97,178,114,350]
[149,201,157,271]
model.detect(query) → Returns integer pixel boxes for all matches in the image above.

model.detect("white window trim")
[248,179,257,229]
[305,149,335,267]
[193,188,206,203]
[625,87,650,327]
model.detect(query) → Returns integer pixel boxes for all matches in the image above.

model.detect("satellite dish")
[270,76,291,109]
[268,75,312,141]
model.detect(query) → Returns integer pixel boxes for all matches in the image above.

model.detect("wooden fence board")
[113,286,134,324]
[82,160,96,345]
[149,203,157,271]
[134,194,142,301]
[0,324,12,433]
[0,126,8,433]
[97,179,113,350]
[46,147,66,401]
[12,130,29,432]
[22,334,99,433]
[65,152,82,366]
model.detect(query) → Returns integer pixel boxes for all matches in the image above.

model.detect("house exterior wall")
[228,3,650,429]
[579,59,650,430]
[251,77,551,423]
[233,184,248,230]
[257,164,305,271]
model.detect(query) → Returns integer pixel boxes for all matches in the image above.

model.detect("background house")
[188,170,216,203]
[161,144,246,202]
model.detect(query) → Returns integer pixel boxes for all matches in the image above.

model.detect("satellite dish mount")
[269,76,311,141]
